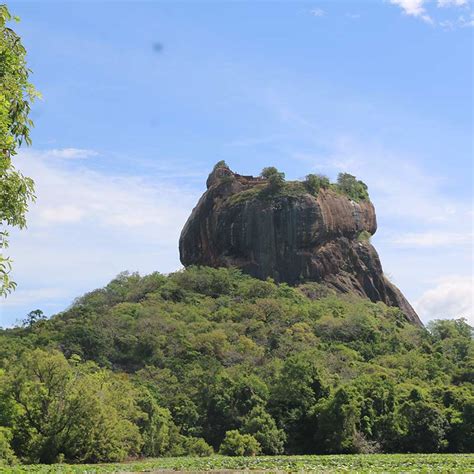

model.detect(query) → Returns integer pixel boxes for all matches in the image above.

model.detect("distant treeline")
[0,267,472,464]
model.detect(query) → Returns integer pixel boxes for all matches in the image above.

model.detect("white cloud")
[458,13,474,26]
[48,148,99,159]
[310,8,325,17]
[390,0,473,26]
[415,276,473,324]
[390,0,429,17]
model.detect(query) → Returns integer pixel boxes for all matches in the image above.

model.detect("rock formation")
[179,163,422,326]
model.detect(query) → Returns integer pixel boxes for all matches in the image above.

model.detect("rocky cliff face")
[180,164,422,326]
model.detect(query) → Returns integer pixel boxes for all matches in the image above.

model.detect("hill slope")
[0,267,472,464]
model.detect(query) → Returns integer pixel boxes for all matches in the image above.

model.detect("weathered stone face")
[180,165,422,326]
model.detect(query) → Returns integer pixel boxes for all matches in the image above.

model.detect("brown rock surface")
[180,164,422,326]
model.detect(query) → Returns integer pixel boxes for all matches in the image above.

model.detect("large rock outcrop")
[180,164,422,326]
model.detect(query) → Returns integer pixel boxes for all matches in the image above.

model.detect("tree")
[0,5,39,296]
[242,406,286,454]
[336,173,369,201]
[0,427,16,465]
[182,437,213,456]
[398,397,448,453]
[219,430,261,456]
[136,390,173,457]
[261,166,285,192]
[2,349,143,463]
[202,370,268,448]
[304,174,330,196]
[0,267,472,459]
[313,387,363,454]
[22,309,45,328]
[270,352,328,453]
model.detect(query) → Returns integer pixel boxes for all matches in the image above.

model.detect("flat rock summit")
[180,163,422,326]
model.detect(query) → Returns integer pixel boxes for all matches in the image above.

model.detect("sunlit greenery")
[222,164,370,206]
[0,5,39,296]
[0,267,472,465]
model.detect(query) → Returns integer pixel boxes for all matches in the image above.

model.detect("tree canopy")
[0,5,38,296]
[0,267,472,464]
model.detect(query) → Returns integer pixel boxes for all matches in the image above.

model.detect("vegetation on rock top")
[217,163,370,206]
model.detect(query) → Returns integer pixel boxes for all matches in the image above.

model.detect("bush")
[4,349,144,463]
[0,428,16,466]
[171,266,238,298]
[213,160,229,170]
[242,407,286,454]
[336,173,369,201]
[261,167,285,192]
[398,400,448,452]
[183,437,214,456]
[304,174,330,196]
[137,391,173,456]
[357,230,372,242]
[219,430,261,456]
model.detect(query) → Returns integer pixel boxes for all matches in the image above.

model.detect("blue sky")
[1,0,472,326]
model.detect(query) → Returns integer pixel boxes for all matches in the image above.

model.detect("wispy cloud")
[437,0,468,7]
[1,287,66,309]
[310,8,325,17]
[390,0,473,27]
[16,149,195,230]
[1,148,199,325]
[390,0,434,23]
[389,231,473,247]
[294,136,470,226]
[48,148,99,159]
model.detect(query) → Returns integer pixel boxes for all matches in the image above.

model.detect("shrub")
[261,167,285,192]
[357,230,372,242]
[137,391,173,456]
[336,173,369,201]
[398,400,448,452]
[213,160,229,170]
[219,430,261,456]
[304,174,330,196]
[4,349,144,463]
[183,437,214,456]
[171,266,238,298]
[0,428,16,466]
[242,407,286,454]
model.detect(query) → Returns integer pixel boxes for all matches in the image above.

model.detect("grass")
[2,454,473,473]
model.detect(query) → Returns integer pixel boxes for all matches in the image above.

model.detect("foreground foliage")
[0,267,472,464]
[0,5,38,295]
[1,454,473,473]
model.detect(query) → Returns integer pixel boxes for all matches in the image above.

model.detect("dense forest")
[0,267,472,464]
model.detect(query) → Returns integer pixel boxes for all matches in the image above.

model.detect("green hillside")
[0,267,472,464]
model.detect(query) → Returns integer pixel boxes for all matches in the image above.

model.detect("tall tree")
[0,4,38,296]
